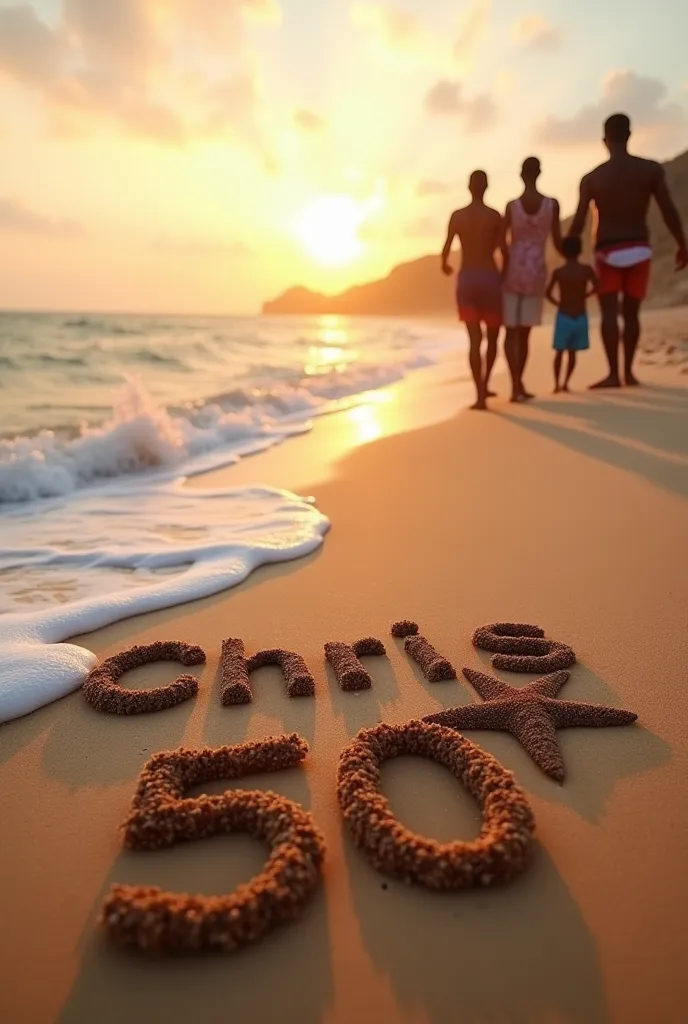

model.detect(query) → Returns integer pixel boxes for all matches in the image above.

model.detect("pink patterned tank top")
[505,196,553,296]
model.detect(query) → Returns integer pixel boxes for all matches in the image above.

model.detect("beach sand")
[2,309,688,1024]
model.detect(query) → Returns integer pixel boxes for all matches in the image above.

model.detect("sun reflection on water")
[305,317,359,375]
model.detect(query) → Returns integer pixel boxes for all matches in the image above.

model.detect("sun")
[297,195,364,266]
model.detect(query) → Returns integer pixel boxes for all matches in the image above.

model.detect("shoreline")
[1,309,687,1024]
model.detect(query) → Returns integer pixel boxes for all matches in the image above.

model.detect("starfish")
[422,668,637,783]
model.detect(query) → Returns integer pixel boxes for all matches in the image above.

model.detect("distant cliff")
[261,255,451,316]
[262,149,688,316]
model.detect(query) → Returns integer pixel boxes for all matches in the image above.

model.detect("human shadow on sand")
[527,392,688,458]
[616,383,688,400]
[341,757,609,1024]
[58,764,333,1024]
[500,393,688,498]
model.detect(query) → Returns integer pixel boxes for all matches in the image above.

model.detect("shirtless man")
[441,169,506,410]
[568,112,688,388]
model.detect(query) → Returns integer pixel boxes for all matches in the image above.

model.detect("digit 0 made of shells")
[473,623,576,673]
[83,641,206,714]
[101,733,326,955]
[337,720,535,890]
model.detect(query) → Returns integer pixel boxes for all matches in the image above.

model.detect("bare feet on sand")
[510,386,535,403]
[470,399,488,411]
[625,372,640,386]
[589,375,621,389]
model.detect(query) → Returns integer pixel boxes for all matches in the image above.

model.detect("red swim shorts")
[596,245,651,301]
[456,269,503,327]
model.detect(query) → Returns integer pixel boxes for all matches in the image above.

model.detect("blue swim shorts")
[553,312,589,352]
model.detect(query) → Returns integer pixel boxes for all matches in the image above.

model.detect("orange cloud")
[415,179,453,198]
[511,14,560,50]
[453,0,491,67]
[0,197,83,236]
[294,109,327,133]
[350,2,430,62]
[535,71,685,145]
[424,79,497,134]
[0,1,279,151]
[153,236,251,256]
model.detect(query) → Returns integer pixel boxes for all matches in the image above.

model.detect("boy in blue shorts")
[546,236,598,392]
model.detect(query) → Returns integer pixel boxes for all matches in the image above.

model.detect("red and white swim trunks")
[596,242,652,301]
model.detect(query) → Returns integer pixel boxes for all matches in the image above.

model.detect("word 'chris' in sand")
[441,170,506,411]
[546,236,597,393]
[569,112,688,389]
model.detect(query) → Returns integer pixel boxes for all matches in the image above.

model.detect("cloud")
[0,1,279,151]
[363,213,438,243]
[404,214,439,238]
[350,2,429,61]
[0,4,62,87]
[424,79,497,133]
[0,198,82,236]
[511,14,560,50]
[153,236,250,257]
[535,71,686,145]
[453,0,490,67]
[415,179,452,198]
[293,109,326,133]
[351,2,491,72]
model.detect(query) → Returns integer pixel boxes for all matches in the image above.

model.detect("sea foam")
[0,314,461,723]
[0,366,417,504]
[0,479,329,723]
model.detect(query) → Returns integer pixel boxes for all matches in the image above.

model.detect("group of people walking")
[441,113,687,409]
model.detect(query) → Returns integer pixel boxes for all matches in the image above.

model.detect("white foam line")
[0,481,329,724]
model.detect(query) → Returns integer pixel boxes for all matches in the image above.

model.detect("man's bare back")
[568,112,687,389]
[575,154,665,248]
[570,146,686,264]
[445,203,503,272]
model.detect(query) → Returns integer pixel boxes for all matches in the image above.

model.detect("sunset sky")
[1,0,686,314]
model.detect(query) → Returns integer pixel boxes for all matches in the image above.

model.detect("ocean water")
[0,311,457,476]
[0,311,462,722]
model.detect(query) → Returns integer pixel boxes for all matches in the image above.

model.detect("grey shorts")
[503,292,543,327]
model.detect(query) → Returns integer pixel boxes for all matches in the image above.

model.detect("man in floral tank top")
[503,157,562,402]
